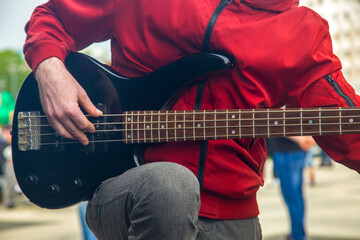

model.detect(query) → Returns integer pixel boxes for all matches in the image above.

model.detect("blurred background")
[0,0,359,240]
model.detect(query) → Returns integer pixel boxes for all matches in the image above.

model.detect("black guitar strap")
[195,0,232,189]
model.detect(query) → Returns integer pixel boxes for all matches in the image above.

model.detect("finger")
[61,117,90,146]
[47,116,75,140]
[69,105,97,134]
[78,89,103,117]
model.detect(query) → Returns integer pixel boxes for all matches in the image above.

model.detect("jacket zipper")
[324,75,355,107]
[203,0,233,51]
[196,0,232,189]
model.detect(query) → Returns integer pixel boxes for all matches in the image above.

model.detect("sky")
[0,0,110,60]
[0,0,47,51]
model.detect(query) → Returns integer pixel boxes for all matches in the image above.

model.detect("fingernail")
[89,125,95,133]
[96,109,103,115]
[82,139,89,146]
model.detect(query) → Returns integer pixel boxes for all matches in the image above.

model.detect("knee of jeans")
[146,162,199,195]
[139,162,200,211]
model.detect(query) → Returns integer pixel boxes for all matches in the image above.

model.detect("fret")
[203,110,206,140]
[300,108,303,136]
[252,109,255,138]
[157,112,161,142]
[321,107,343,134]
[341,108,360,133]
[194,110,203,140]
[266,109,283,137]
[129,112,134,143]
[302,109,318,136]
[238,110,241,138]
[285,109,301,136]
[267,109,270,138]
[254,110,268,138]
[283,108,286,137]
[240,111,252,137]
[144,112,151,142]
[228,111,238,138]
[137,111,144,143]
[154,112,160,142]
[136,112,140,143]
[167,111,175,142]
[124,112,129,144]
[174,110,177,142]
[213,110,225,139]
[143,112,146,142]
[174,111,184,140]
[129,112,135,143]
[226,109,229,139]
[183,110,186,141]
[150,111,154,142]
[214,110,217,139]
[159,112,167,142]
[339,107,342,134]
[193,111,196,140]
[127,112,134,143]
[166,111,169,142]
[319,108,322,135]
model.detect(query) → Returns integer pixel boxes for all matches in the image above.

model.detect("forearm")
[24,0,114,70]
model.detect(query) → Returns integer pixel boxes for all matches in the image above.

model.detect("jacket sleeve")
[286,15,360,173]
[23,0,115,70]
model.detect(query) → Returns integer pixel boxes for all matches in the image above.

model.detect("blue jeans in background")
[273,151,306,240]
[79,202,97,240]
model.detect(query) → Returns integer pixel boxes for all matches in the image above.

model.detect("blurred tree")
[0,49,31,98]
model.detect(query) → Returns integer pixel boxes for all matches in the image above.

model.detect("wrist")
[34,57,65,83]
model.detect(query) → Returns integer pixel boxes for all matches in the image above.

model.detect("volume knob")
[25,175,39,185]
[70,179,83,189]
[47,184,60,195]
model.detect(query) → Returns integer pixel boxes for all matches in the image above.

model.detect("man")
[24,0,360,239]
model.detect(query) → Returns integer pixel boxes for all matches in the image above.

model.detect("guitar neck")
[122,107,360,143]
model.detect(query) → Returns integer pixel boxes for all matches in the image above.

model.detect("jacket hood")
[241,0,299,12]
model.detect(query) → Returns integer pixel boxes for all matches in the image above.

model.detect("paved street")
[259,159,360,240]
[0,159,359,240]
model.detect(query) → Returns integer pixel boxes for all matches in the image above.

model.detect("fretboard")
[122,107,360,144]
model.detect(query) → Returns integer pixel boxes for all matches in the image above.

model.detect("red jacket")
[24,0,360,219]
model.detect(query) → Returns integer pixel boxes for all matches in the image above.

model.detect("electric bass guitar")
[12,52,360,209]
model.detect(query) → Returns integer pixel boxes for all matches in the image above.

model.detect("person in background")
[320,150,333,167]
[1,125,17,208]
[0,126,7,203]
[304,146,316,186]
[268,136,315,240]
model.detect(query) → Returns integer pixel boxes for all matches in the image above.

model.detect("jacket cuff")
[24,42,69,71]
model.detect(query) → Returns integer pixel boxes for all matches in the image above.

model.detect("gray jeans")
[86,162,262,240]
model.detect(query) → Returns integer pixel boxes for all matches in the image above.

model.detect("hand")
[35,57,103,145]
[287,136,316,151]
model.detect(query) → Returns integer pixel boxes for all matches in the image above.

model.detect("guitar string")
[17,114,360,129]
[17,108,360,141]
[18,120,360,139]
[22,128,360,147]
[17,107,360,120]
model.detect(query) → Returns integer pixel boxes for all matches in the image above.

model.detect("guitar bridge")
[18,111,41,151]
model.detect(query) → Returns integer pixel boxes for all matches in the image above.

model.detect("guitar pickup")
[81,103,108,153]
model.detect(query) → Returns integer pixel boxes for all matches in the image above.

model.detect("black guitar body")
[12,52,231,209]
